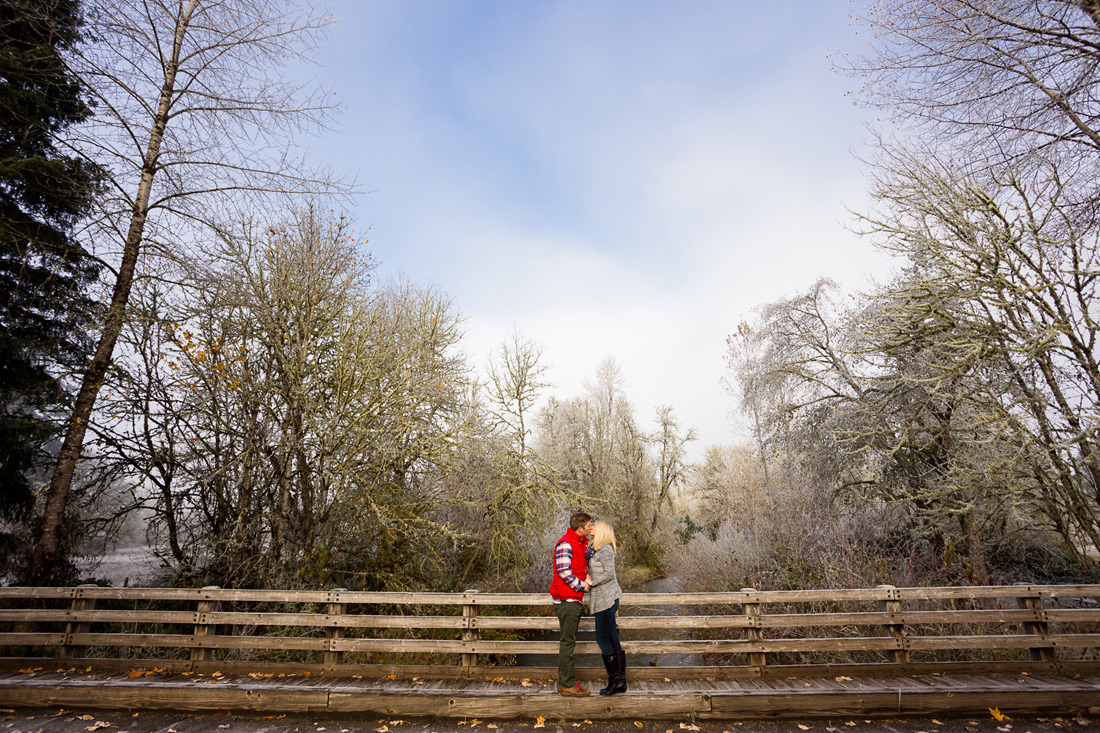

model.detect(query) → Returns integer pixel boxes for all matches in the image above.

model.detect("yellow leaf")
[990,708,1011,722]
[835,676,853,681]
[374,727,388,733]
[635,724,644,729]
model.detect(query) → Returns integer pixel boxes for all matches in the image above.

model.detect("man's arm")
[554,541,586,593]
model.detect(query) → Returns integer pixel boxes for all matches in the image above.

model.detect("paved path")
[2,708,1100,733]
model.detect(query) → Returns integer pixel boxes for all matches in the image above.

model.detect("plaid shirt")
[554,540,586,596]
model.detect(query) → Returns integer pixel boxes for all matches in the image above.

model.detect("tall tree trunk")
[26,2,196,585]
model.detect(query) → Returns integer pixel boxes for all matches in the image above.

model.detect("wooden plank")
[0,610,201,625]
[191,586,219,664]
[65,633,330,651]
[905,634,1055,651]
[325,689,712,718]
[0,607,1058,630]
[0,633,65,646]
[1018,592,1057,663]
[205,612,467,629]
[0,680,330,713]
[1045,608,1100,622]
[474,615,753,630]
[2,584,1098,606]
[895,585,1100,601]
[325,588,346,668]
[705,687,1100,718]
[61,587,95,660]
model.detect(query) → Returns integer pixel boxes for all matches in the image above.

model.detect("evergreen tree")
[0,0,100,566]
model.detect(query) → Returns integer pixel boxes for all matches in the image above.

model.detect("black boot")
[598,654,617,695]
[608,651,627,694]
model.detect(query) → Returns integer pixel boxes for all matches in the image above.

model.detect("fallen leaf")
[635,724,644,729]
[680,724,700,731]
[85,722,114,731]
[932,721,943,726]
[520,679,532,687]
[991,708,1012,722]
[846,723,857,728]
[488,726,498,730]
[835,676,853,681]
[77,716,95,721]
[1075,716,1091,726]
[374,727,388,733]
[534,717,546,730]
[798,726,812,731]
[218,725,230,730]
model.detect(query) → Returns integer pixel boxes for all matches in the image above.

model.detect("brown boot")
[557,682,591,697]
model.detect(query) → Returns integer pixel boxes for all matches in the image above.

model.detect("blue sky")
[308,1,895,458]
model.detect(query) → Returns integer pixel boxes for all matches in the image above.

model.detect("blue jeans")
[594,598,623,656]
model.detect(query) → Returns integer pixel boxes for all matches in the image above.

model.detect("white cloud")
[315,1,897,460]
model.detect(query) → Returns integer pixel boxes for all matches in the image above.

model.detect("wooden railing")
[1,584,1098,680]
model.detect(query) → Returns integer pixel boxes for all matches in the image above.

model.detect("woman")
[586,520,627,695]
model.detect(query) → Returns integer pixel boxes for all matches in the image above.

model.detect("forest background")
[2,0,1100,592]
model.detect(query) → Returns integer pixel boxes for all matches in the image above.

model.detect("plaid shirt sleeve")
[554,541,585,592]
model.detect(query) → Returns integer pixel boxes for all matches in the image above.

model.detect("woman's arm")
[587,547,615,587]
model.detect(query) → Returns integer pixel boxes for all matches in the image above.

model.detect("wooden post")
[190,586,220,666]
[461,590,479,673]
[1015,586,1056,663]
[60,585,97,661]
[877,584,910,664]
[324,587,346,670]
[740,587,766,668]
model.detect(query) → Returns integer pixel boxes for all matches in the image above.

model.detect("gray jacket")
[586,545,622,614]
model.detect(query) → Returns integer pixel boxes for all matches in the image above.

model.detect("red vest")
[550,528,589,601]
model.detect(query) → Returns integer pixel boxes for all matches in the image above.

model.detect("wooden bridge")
[1,584,1099,719]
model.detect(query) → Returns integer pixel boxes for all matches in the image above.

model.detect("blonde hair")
[591,520,617,553]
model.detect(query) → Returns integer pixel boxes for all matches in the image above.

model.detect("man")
[551,511,594,697]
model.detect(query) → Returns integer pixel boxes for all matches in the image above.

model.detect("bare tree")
[651,406,695,530]
[849,0,1100,180]
[860,153,1100,563]
[486,329,549,460]
[29,0,340,583]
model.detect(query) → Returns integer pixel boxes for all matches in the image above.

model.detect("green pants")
[554,600,583,688]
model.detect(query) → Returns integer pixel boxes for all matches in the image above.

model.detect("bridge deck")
[2,670,1098,719]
